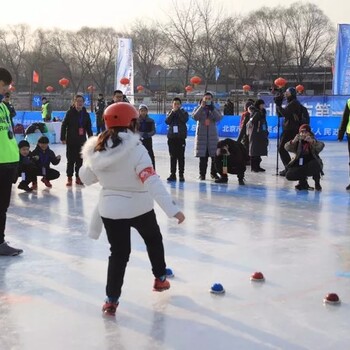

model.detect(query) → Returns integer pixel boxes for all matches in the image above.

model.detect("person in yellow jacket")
[0,67,23,256]
[338,98,350,190]
[41,97,52,122]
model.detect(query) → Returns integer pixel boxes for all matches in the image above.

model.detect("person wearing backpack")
[274,87,304,176]
[338,98,350,190]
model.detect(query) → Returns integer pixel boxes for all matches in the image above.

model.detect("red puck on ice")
[323,293,341,304]
[250,272,265,282]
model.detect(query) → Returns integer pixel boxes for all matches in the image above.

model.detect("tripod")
[275,115,281,176]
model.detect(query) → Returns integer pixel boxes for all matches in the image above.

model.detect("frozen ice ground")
[1,135,350,350]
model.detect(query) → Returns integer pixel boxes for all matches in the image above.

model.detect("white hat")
[138,104,148,110]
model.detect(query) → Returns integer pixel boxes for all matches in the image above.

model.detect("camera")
[273,88,285,106]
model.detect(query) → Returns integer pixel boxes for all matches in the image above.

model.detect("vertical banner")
[116,38,134,104]
[333,24,350,95]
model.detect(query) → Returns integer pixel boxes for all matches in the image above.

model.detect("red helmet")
[103,102,138,129]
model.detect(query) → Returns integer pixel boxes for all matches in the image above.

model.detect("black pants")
[279,129,299,167]
[347,133,350,168]
[199,150,217,177]
[102,210,166,300]
[36,167,60,181]
[142,138,155,170]
[168,138,186,176]
[0,165,17,244]
[96,116,106,135]
[18,164,37,185]
[250,156,262,171]
[215,157,245,180]
[66,144,83,177]
[285,159,322,182]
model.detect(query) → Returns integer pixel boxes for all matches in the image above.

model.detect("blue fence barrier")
[12,110,343,141]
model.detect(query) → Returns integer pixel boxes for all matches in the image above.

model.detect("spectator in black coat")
[60,94,93,186]
[136,104,156,169]
[246,99,269,172]
[165,97,189,182]
[95,93,106,135]
[223,98,234,115]
[275,87,304,176]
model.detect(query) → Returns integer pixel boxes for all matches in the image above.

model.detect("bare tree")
[161,0,202,91]
[216,17,260,89]
[190,0,223,91]
[285,2,335,82]
[88,27,118,94]
[128,22,166,90]
[247,7,291,81]
[46,29,78,92]
[0,24,30,86]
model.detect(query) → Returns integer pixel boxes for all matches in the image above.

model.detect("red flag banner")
[33,70,39,83]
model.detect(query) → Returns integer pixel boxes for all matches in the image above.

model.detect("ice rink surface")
[1,135,350,350]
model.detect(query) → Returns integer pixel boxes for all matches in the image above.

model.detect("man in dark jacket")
[338,98,350,190]
[60,94,93,186]
[165,97,189,182]
[223,99,234,115]
[2,92,16,127]
[95,93,106,135]
[136,104,156,169]
[275,87,303,176]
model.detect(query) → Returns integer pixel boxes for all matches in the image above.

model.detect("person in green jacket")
[41,97,52,122]
[338,98,350,190]
[0,67,23,256]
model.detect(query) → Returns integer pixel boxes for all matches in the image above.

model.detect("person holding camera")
[246,99,269,172]
[274,87,303,176]
[284,124,324,191]
[193,92,222,180]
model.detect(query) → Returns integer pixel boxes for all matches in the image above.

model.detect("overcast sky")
[4,0,349,30]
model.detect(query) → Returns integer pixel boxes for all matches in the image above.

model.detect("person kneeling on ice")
[17,140,39,192]
[31,136,61,189]
[214,138,248,185]
[79,102,185,316]
[284,124,324,191]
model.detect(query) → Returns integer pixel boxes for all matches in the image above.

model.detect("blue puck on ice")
[210,283,225,294]
[166,268,174,278]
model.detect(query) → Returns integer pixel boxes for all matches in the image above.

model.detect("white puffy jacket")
[79,131,180,238]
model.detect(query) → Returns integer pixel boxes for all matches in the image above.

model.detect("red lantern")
[185,85,193,92]
[296,84,304,93]
[87,85,95,92]
[59,78,69,88]
[274,77,287,88]
[120,77,130,85]
[190,76,202,85]
[136,85,144,92]
[9,84,16,92]
[46,86,54,93]
[242,84,251,92]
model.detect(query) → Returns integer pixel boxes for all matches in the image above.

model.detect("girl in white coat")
[79,102,185,315]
